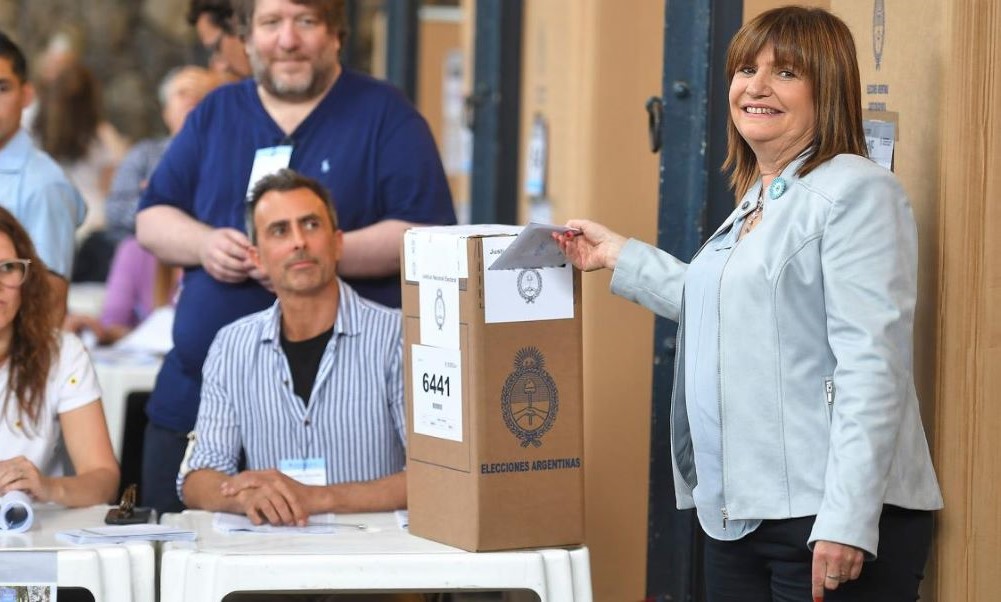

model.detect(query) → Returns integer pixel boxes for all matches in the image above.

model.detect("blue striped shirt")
[179,280,405,499]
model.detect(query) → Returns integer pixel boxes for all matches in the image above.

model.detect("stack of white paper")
[0,491,34,533]
[212,512,367,534]
[113,306,175,354]
[56,523,196,544]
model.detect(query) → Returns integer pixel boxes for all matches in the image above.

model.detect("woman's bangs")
[727,22,809,78]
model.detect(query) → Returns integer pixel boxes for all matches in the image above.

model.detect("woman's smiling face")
[729,44,816,167]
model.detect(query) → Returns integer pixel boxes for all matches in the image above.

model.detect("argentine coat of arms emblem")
[501,347,559,447]
[517,269,543,303]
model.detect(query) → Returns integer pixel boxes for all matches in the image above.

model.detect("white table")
[91,349,162,459]
[160,511,592,601]
[0,505,155,602]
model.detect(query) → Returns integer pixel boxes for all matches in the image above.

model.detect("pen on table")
[309,520,368,530]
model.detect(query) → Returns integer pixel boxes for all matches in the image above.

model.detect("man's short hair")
[0,31,28,82]
[246,168,339,244]
[187,0,236,34]
[233,0,348,42]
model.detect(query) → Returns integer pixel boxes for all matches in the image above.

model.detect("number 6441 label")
[411,344,463,442]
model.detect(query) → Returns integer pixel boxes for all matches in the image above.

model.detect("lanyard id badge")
[245,145,293,199]
[278,457,327,486]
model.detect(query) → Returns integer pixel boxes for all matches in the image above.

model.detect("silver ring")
[825,574,842,580]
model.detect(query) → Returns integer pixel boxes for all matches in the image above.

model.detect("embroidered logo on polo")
[516,269,543,303]
[501,347,558,447]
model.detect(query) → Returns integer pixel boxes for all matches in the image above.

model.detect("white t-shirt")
[0,332,102,476]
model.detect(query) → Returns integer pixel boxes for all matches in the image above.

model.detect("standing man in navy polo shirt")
[136,0,455,514]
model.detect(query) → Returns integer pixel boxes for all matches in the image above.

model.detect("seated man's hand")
[220,469,310,526]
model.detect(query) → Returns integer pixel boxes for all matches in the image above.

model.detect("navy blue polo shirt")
[138,68,455,432]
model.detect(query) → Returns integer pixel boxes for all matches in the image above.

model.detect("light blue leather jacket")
[610,153,942,556]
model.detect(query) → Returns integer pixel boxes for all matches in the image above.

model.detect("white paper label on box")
[482,236,574,323]
[419,277,459,348]
[411,344,463,442]
[417,235,460,348]
[406,229,476,282]
[405,226,525,281]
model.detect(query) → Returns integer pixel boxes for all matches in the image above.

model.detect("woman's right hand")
[0,456,53,502]
[553,219,628,272]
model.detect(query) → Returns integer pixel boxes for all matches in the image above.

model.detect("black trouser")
[140,422,189,515]
[703,506,933,602]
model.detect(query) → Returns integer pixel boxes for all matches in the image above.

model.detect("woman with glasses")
[0,207,119,506]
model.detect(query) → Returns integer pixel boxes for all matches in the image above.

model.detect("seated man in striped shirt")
[178,169,406,525]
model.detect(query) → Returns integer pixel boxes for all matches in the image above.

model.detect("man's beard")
[248,47,337,102]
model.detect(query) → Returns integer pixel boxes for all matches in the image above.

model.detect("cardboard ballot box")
[401,225,584,552]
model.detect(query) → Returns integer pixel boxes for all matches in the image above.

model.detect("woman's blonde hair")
[723,6,868,196]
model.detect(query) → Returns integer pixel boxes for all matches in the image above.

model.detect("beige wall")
[519,1,663,599]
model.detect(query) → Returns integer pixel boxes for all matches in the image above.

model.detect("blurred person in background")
[55,66,223,290]
[31,60,128,242]
[103,66,222,243]
[63,238,180,346]
[61,66,221,344]
[188,0,252,80]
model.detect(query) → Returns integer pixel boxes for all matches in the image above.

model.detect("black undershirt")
[280,325,335,406]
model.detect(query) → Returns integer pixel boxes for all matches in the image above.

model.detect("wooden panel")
[416,12,460,158]
[415,8,467,209]
[519,1,663,599]
[935,3,1001,600]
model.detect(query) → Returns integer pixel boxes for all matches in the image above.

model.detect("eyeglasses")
[0,259,30,287]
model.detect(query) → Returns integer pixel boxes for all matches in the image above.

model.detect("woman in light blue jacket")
[556,7,941,602]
